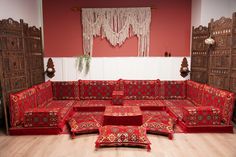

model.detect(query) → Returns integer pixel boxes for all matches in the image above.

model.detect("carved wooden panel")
[190,70,208,84]
[230,13,236,94]
[0,18,45,134]
[24,25,44,87]
[208,17,232,90]
[190,25,209,83]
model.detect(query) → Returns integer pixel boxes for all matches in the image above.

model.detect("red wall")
[43,0,191,57]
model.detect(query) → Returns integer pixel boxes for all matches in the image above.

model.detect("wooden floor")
[0,128,236,157]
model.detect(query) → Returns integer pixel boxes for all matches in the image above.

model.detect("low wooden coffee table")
[103,106,143,126]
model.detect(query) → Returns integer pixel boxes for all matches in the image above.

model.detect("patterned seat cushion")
[73,100,111,112]
[68,115,101,138]
[163,100,195,107]
[166,106,184,120]
[95,125,151,151]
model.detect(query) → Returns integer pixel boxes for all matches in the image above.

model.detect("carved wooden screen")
[190,25,209,83]
[24,25,45,86]
[208,17,232,90]
[230,13,236,94]
[0,19,28,133]
[0,18,45,134]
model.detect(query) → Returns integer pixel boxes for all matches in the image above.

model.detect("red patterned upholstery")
[95,125,151,151]
[166,106,184,120]
[142,115,175,140]
[183,106,222,126]
[79,80,117,100]
[122,80,159,100]
[123,100,166,110]
[72,112,104,125]
[103,106,143,126]
[186,80,204,106]
[68,115,101,138]
[35,81,53,107]
[159,81,186,99]
[73,100,111,112]
[44,100,75,125]
[24,108,59,127]
[10,87,37,127]
[112,90,124,105]
[163,100,195,107]
[201,85,235,124]
[123,100,156,106]
[52,81,79,100]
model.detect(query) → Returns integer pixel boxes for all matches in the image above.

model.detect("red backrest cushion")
[122,80,160,100]
[10,87,37,127]
[201,85,235,124]
[186,80,204,106]
[52,81,79,100]
[34,80,53,107]
[79,80,116,100]
[159,81,186,99]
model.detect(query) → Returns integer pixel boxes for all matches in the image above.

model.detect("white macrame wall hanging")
[82,7,151,56]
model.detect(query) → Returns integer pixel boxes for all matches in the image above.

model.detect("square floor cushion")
[68,115,101,138]
[142,114,175,140]
[95,125,151,151]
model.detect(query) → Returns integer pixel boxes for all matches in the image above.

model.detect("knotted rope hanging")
[82,7,151,56]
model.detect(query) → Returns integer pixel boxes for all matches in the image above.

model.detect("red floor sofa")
[9,79,235,135]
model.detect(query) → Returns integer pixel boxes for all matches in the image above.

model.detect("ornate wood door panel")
[190,25,209,83]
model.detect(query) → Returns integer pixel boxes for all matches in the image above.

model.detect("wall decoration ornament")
[180,57,190,78]
[82,7,151,56]
[45,58,55,78]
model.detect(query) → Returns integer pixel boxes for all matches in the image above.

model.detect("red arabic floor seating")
[9,79,235,135]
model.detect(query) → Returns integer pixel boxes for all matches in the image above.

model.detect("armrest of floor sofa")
[24,108,60,128]
[10,87,38,127]
[182,106,222,126]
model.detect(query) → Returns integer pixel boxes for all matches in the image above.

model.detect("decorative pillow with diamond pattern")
[159,81,186,99]
[68,115,101,138]
[123,80,159,100]
[95,125,151,151]
[52,81,79,100]
[79,80,117,100]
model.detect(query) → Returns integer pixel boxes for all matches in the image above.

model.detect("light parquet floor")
[0,128,236,157]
